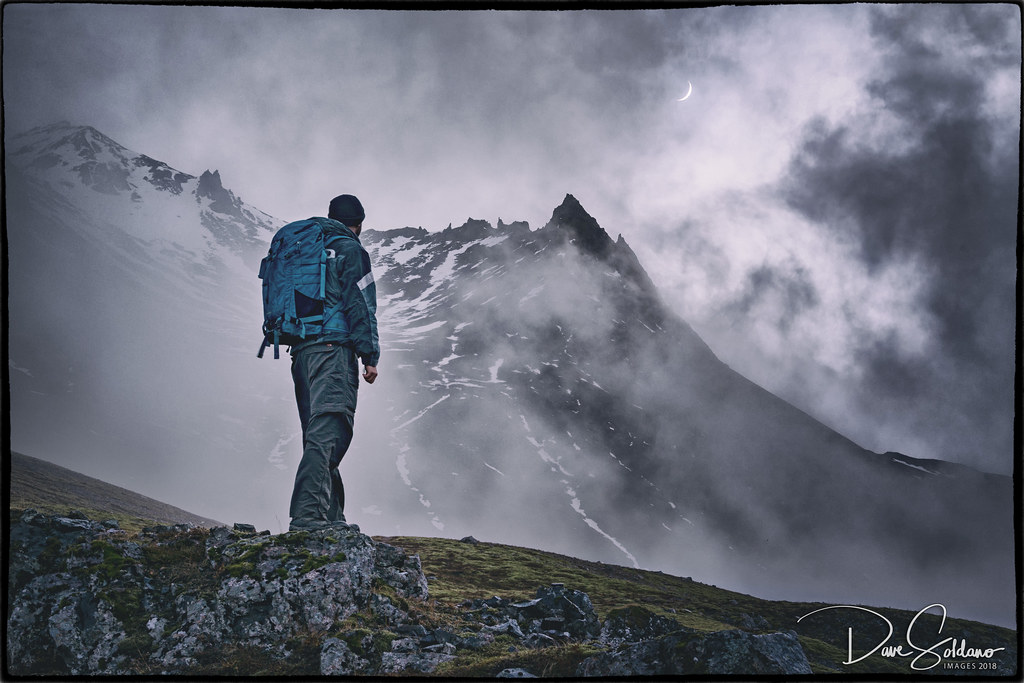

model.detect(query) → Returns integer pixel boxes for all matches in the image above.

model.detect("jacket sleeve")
[334,239,380,367]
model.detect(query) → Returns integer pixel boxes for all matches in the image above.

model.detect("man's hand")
[362,366,378,384]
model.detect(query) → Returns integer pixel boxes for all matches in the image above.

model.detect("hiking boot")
[288,517,352,532]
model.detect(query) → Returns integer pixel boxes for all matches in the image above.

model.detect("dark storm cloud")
[2,5,739,229]
[724,262,819,334]
[870,3,1021,71]
[390,10,683,104]
[853,331,927,400]
[551,10,678,107]
[777,4,1018,468]
[350,10,688,155]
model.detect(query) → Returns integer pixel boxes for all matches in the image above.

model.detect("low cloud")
[723,261,820,334]
[770,4,1018,470]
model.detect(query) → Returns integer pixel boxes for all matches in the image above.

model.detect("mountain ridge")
[380,200,1012,480]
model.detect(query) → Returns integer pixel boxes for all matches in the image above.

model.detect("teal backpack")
[258,218,346,359]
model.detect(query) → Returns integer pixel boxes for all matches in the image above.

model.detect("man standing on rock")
[288,194,379,532]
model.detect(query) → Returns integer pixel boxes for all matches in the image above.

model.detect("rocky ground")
[6,509,826,676]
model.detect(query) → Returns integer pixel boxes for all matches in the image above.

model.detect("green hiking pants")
[289,342,359,525]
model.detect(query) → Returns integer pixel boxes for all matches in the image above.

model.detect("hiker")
[279,194,380,531]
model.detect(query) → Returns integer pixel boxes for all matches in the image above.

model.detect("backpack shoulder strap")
[324,233,348,256]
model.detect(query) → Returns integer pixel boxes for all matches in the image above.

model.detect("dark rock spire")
[195,169,242,217]
[541,194,657,300]
[542,194,615,259]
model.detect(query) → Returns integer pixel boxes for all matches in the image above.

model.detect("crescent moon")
[677,81,693,102]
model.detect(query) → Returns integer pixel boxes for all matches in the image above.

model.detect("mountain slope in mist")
[361,195,1014,629]
[4,123,1015,629]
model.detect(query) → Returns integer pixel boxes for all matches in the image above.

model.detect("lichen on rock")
[6,510,430,676]
[7,510,827,677]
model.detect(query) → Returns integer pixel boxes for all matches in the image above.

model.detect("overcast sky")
[4,3,1020,475]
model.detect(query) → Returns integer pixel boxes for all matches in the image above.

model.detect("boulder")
[599,605,686,647]
[462,583,600,643]
[320,637,370,675]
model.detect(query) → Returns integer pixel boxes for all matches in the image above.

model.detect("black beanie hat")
[328,194,365,226]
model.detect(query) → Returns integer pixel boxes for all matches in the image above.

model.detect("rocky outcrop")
[194,169,269,258]
[194,170,240,216]
[461,583,601,645]
[135,155,193,195]
[6,510,428,675]
[542,193,615,259]
[7,510,818,677]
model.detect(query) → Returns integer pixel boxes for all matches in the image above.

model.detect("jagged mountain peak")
[6,122,278,277]
[428,216,533,245]
[496,218,532,240]
[530,194,658,301]
[10,123,244,209]
[542,193,615,258]
[195,168,246,218]
[197,168,224,189]
[440,217,497,242]
[11,121,183,196]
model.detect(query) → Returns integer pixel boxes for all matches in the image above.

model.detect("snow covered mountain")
[6,122,285,530]
[5,123,1015,628]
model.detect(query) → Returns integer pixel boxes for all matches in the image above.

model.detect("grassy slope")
[8,452,1016,676]
[7,451,223,531]
[376,536,1014,676]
